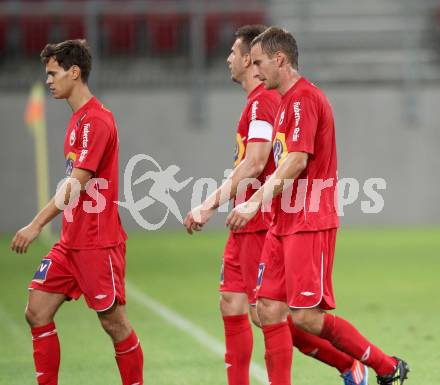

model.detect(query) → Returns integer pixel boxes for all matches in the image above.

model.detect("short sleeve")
[73,117,111,173]
[247,95,277,125]
[286,96,318,155]
[246,94,278,142]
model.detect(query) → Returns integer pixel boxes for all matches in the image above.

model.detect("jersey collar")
[72,96,97,118]
[247,83,265,100]
[282,76,305,100]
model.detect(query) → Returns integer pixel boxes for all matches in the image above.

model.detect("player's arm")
[226,152,308,231]
[227,95,319,230]
[184,139,272,234]
[11,168,93,254]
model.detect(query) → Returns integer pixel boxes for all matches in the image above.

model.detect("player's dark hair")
[40,39,92,83]
[251,27,299,69]
[234,24,268,54]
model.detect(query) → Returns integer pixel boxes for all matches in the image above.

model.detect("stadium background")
[0,1,439,384]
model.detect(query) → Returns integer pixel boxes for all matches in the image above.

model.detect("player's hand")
[11,222,42,254]
[183,205,215,235]
[226,201,260,231]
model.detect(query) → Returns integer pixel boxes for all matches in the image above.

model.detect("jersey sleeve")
[247,95,277,142]
[286,96,318,155]
[73,117,111,173]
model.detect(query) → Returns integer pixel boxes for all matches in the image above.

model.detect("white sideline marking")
[126,282,268,384]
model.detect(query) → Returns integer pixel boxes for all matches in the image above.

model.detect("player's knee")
[219,292,247,316]
[101,318,131,341]
[99,307,131,340]
[290,309,321,334]
[24,305,51,327]
[256,298,287,325]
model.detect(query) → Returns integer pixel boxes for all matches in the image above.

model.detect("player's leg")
[287,229,408,385]
[72,243,143,385]
[291,308,408,384]
[256,232,292,385]
[25,290,65,385]
[286,314,359,376]
[220,233,254,385]
[97,303,144,385]
[248,248,356,380]
[26,244,77,385]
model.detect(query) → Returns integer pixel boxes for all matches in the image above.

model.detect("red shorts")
[220,231,267,305]
[29,242,126,312]
[257,229,337,310]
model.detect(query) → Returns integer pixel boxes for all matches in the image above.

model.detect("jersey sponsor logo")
[82,123,90,148]
[256,262,265,290]
[273,132,288,167]
[69,130,76,146]
[79,149,88,162]
[65,152,77,176]
[293,101,301,127]
[292,127,300,142]
[32,259,52,283]
[234,133,245,167]
[293,101,301,142]
[300,291,315,296]
[251,100,259,121]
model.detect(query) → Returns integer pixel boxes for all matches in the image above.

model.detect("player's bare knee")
[290,308,323,334]
[98,305,131,340]
[256,298,287,325]
[24,305,51,327]
[219,292,247,316]
[100,316,130,338]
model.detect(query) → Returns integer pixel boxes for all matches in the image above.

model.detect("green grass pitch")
[0,228,439,385]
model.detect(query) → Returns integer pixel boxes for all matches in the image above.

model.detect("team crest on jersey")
[234,133,245,167]
[69,130,76,146]
[273,132,288,167]
[256,263,265,290]
[32,259,52,283]
[65,152,77,176]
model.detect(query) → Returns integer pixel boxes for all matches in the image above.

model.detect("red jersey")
[233,83,281,233]
[271,77,339,236]
[62,97,127,249]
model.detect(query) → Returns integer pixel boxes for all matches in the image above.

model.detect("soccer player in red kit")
[227,27,410,385]
[185,26,368,385]
[10,40,143,385]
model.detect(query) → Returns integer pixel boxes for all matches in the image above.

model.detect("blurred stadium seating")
[0,0,438,89]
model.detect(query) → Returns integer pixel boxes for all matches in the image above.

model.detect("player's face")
[251,43,279,89]
[45,57,74,99]
[226,39,246,84]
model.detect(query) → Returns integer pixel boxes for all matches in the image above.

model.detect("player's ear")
[70,65,81,81]
[243,52,252,68]
[275,51,285,67]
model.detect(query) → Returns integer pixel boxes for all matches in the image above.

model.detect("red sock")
[320,314,397,376]
[114,330,144,385]
[31,322,60,385]
[287,315,353,373]
[223,314,253,385]
[262,322,292,385]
